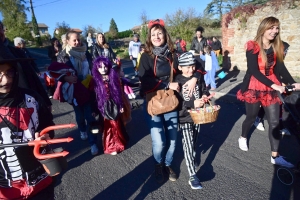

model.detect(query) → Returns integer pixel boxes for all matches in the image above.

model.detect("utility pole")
[29,0,42,46]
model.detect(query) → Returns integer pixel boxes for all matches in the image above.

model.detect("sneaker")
[110,152,117,155]
[165,166,178,181]
[271,156,294,168]
[154,163,165,183]
[48,95,53,99]
[188,175,203,189]
[254,120,265,131]
[80,131,88,140]
[281,128,291,136]
[91,144,98,155]
[131,93,136,99]
[128,94,133,99]
[238,137,248,151]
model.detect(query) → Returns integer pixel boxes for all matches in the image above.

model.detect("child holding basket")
[175,52,210,189]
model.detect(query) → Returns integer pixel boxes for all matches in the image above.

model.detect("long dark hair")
[145,24,174,58]
[92,56,123,115]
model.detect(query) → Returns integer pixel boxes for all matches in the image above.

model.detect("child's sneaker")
[271,156,294,168]
[280,128,291,136]
[131,93,136,99]
[80,131,88,140]
[188,175,202,189]
[91,144,98,155]
[238,137,248,151]
[128,94,133,99]
[254,118,265,131]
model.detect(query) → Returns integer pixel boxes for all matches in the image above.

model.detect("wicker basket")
[189,102,220,124]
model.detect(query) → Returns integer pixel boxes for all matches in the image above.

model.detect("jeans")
[131,58,137,68]
[72,101,97,146]
[144,102,178,166]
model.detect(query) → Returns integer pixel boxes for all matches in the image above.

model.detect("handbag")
[146,55,179,116]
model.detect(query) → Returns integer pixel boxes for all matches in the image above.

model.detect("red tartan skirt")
[237,74,282,107]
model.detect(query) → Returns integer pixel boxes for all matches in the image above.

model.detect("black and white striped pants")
[179,123,200,176]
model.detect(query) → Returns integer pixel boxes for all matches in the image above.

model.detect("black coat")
[190,37,207,53]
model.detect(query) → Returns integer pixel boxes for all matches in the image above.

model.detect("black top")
[175,74,209,123]
[139,52,205,97]
[240,47,295,93]
[190,37,207,53]
[211,40,222,51]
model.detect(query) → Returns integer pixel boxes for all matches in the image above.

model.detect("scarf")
[205,54,212,71]
[152,43,169,57]
[65,44,87,75]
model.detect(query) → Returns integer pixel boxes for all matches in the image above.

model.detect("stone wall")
[222,2,300,76]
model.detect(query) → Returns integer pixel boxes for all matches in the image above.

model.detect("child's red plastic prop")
[30,124,76,160]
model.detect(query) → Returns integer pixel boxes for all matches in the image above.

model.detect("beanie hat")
[178,52,196,66]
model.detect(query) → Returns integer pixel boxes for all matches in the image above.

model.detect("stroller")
[276,87,300,185]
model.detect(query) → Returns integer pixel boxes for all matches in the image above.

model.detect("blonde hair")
[96,33,109,49]
[254,16,284,63]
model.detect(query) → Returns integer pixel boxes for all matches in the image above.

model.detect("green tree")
[165,8,202,42]
[0,0,31,41]
[29,0,42,46]
[108,18,118,39]
[54,21,70,41]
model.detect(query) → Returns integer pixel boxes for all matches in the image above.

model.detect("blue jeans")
[144,103,178,166]
[131,58,137,68]
[72,101,97,146]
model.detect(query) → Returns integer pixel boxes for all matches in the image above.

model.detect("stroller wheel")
[277,167,294,185]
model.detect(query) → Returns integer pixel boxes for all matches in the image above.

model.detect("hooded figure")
[0,48,55,199]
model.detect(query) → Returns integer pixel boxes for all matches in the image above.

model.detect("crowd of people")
[0,16,300,198]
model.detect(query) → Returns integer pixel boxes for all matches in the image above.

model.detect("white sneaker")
[131,93,136,99]
[271,156,294,168]
[91,144,99,155]
[128,94,133,99]
[281,128,291,136]
[110,152,117,155]
[254,120,265,131]
[238,137,248,151]
[80,131,88,140]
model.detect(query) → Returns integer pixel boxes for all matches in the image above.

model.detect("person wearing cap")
[175,52,209,189]
[0,20,52,109]
[14,37,40,75]
[128,34,141,75]
[139,19,205,184]
[0,49,55,199]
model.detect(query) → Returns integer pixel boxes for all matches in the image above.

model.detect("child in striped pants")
[175,52,210,189]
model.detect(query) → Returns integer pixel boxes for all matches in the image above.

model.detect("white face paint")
[98,62,108,75]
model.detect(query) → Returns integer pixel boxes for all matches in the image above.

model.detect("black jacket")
[57,49,92,71]
[211,40,222,51]
[139,51,206,97]
[190,37,207,53]
[240,48,295,93]
[175,74,209,123]
[92,44,116,61]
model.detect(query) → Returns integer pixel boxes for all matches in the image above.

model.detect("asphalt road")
[29,49,300,200]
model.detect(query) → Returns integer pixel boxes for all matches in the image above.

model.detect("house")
[131,21,151,34]
[54,28,83,35]
[28,23,49,37]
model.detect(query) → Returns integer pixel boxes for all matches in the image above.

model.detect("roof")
[70,28,82,33]
[28,23,48,28]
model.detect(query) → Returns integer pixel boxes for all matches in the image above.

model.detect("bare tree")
[139,10,148,44]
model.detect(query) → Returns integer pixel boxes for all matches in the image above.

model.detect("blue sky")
[1,0,212,36]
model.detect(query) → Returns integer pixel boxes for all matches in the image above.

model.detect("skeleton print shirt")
[0,88,54,187]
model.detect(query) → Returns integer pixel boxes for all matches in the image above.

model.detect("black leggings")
[242,102,281,152]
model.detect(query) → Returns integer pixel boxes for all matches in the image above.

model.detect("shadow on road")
[196,84,244,182]
[216,69,240,88]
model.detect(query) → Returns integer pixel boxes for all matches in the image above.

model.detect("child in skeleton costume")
[0,54,55,199]
[92,56,128,155]
[175,52,209,190]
